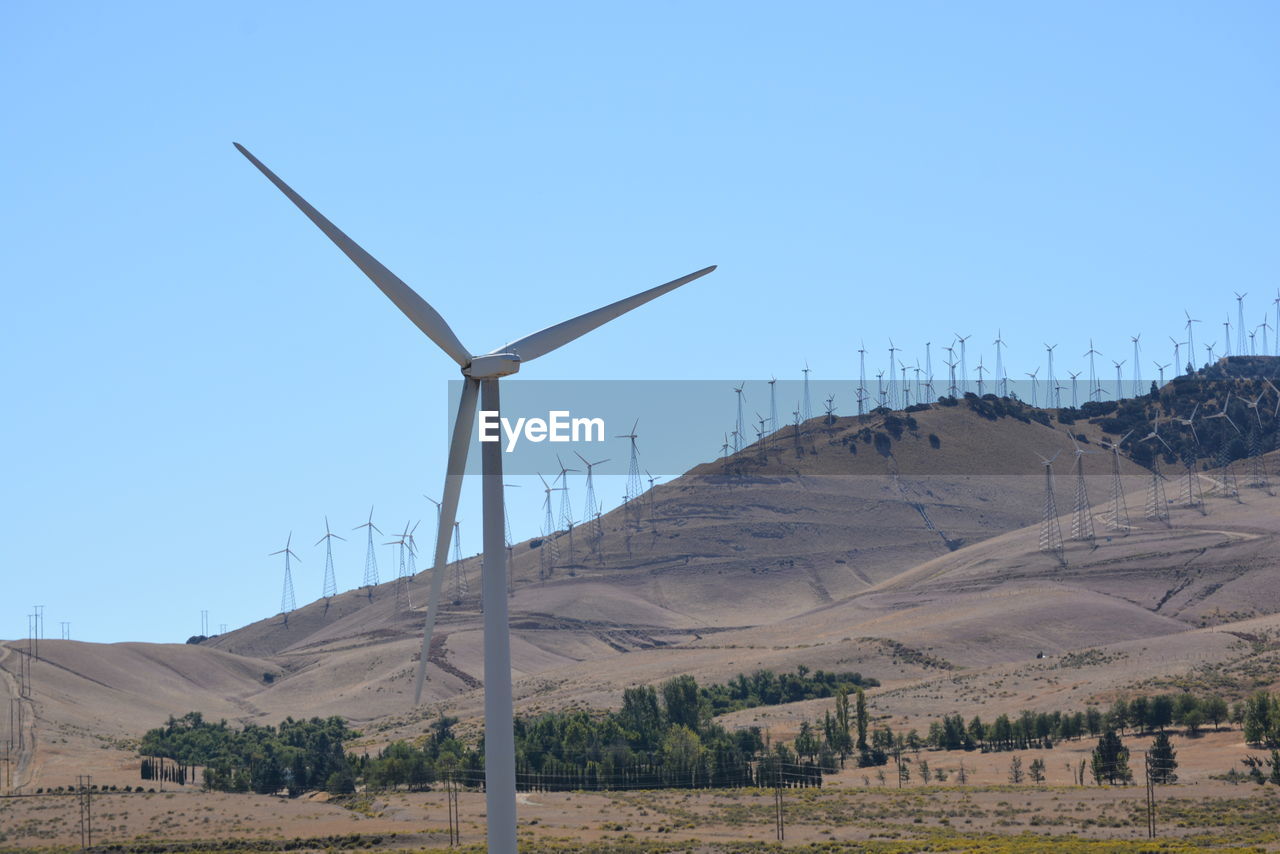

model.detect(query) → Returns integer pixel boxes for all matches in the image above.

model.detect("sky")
[2,1,1277,643]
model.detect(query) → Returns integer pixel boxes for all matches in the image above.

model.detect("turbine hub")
[464,353,521,379]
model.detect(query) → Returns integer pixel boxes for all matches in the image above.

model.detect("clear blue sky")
[2,1,1277,643]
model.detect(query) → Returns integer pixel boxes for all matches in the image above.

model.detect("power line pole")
[1144,751,1156,839]
[774,761,785,841]
[77,774,94,851]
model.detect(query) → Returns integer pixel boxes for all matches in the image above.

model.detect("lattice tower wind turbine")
[802,362,813,422]
[1068,371,1081,409]
[1045,344,1058,408]
[857,343,867,416]
[449,521,469,601]
[618,419,643,528]
[886,341,899,410]
[1084,340,1102,402]
[1236,292,1248,355]
[1025,368,1040,407]
[943,343,957,397]
[1174,403,1205,512]
[270,533,299,618]
[1101,431,1133,533]
[1036,452,1065,561]
[317,517,344,600]
[353,507,382,597]
[1248,329,1257,355]
[769,376,779,432]
[1223,317,1232,357]
[925,341,936,401]
[235,143,714,854]
[555,455,579,566]
[1184,311,1200,372]
[1205,394,1241,500]
[992,331,1005,398]
[1113,360,1125,401]
[1130,335,1141,397]
[1154,362,1169,387]
[955,334,970,395]
[1068,437,1096,543]
[537,473,562,577]
[732,383,745,453]
[575,452,609,559]
[1140,419,1172,523]
[975,358,987,397]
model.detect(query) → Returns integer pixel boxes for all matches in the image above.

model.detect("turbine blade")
[234,143,472,367]
[494,266,715,362]
[412,378,480,707]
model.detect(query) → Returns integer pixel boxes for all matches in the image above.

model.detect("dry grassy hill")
[3,394,1278,793]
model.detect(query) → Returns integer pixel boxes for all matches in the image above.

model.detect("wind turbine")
[1100,430,1133,533]
[236,143,713,854]
[992,331,1005,398]
[1130,335,1141,397]
[802,362,813,422]
[1084,340,1103,402]
[270,533,299,618]
[1025,368,1040,407]
[857,343,867,416]
[1067,438,1096,543]
[1140,419,1172,523]
[1205,395,1241,500]
[1168,338,1182,378]
[1153,362,1170,387]
[555,455,579,566]
[1204,341,1216,364]
[1259,318,1271,356]
[353,507,381,597]
[955,334,970,395]
[1044,344,1057,408]
[731,383,745,453]
[1235,292,1247,355]
[1184,311,1200,372]
[1036,451,1064,561]
[316,517,344,600]
[575,452,609,560]
[1112,360,1125,402]
[538,473,563,577]
[1067,371,1081,409]
[768,376,779,432]
[618,419,643,527]
[1223,317,1232,357]
[886,341,899,410]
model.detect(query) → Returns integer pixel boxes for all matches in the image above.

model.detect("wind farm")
[5,3,1280,851]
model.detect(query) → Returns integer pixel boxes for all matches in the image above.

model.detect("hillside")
[3,380,1279,794]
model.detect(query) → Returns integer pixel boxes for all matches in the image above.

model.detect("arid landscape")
[4,385,1280,852]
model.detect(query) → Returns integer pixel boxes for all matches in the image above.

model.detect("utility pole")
[446,772,460,846]
[77,774,94,851]
[774,761,785,841]
[1144,751,1156,839]
[60,622,70,641]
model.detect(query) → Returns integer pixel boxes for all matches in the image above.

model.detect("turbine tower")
[1235,292,1248,355]
[1168,338,1182,378]
[1044,344,1057,408]
[1206,396,1241,500]
[925,341,936,400]
[1102,431,1132,533]
[1025,368,1040,407]
[236,142,714,854]
[1084,340,1102,402]
[555,455,578,566]
[732,383,745,453]
[857,343,867,416]
[1141,419,1171,523]
[316,517,344,600]
[1174,404,1204,512]
[1068,371,1081,409]
[802,362,813,422]
[886,341,898,410]
[1223,317,1232,357]
[618,419,643,529]
[576,452,609,561]
[1130,335,1141,397]
[450,521,469,601]
[993,331,1005,398]
[955,334,970,395]
[353,506,381,597]
[1113,360,1125,401]
[538,473,562,577]
[1068,440,1095,543]
[1184,311,1200,372]
[270,533,299,617]
[1037,453,1064,561]
[1153,362,1169,387]
[769,376,779,431]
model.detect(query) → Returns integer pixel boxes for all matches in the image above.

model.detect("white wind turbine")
[236,143,713,854]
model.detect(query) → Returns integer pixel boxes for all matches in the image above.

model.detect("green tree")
[1008,755,1024,784]
[661,675,704,732]
[1091,730,1132,785]
[855,687,869,750]
[1029,757,1045,784]
[1148,731,1177,784]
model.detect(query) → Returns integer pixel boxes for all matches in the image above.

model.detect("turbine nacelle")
[464,353,521,378]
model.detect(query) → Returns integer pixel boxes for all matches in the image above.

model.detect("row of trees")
[700,665,877,715]
[139,711,357,795]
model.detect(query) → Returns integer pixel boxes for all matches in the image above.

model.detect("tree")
[1203,696,1229,731]
[1029,757,1045,784]
[661,675,704,732]
[1148,732,1178,784]
[831,692,854,765]
[919,760,931,784]
[1147,695,1174,732]
[855,687,869,750]
[1269,750,1280,786]
[1008,755,1024,784]
[1091,730,1132,785]
[1182,708,1204,737]
[794,721,820,762]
